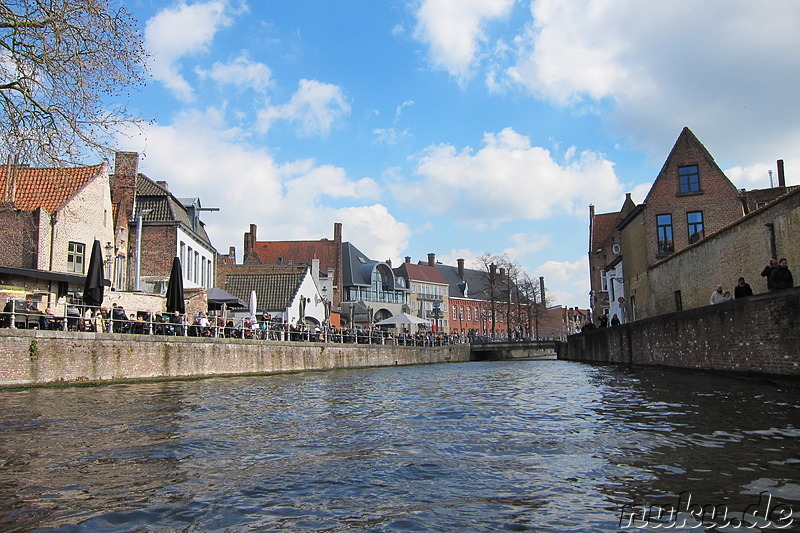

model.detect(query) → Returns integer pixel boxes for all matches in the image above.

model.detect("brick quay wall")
[563,288,800,377]
[0,332,471,387]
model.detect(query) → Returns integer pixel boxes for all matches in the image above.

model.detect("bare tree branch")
[0,0,149,165]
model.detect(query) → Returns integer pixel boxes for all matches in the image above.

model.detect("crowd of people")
[711,257,793,304]
[0,300,464,346]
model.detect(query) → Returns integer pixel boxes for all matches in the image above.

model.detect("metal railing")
[1,298,465,346]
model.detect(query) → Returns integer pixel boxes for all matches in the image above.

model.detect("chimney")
[490,263,496,278]
[244,224,257,254]
[777,159,786,187]
[112,151,139,224]
[312,258,320,280]
[539,276,546,305]
[427,253,435,267]
[228,246,236,261]
[386,258,392,267]
[156,180,169,192]
[499,267,506,278]
[333,222,342,243]
[457,258,465,280]
[405,256,411,263]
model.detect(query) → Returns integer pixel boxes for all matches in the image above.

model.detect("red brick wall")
[644,132,743,266]
[564,288,800,376]
[0,209,41,268]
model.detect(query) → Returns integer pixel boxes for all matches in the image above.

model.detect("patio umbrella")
[375,312,431,326]
[165,256,185,314]
[249,290,257,318]
[207,288,246,310]
[82,239,105,311]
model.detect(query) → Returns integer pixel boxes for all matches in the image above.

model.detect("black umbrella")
[165,256,185,314]
[83,239,105,310]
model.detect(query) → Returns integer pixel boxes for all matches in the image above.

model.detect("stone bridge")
[469,340,565,361]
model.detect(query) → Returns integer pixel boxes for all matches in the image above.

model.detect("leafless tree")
[475,253,509,339]
[0,0,148,165]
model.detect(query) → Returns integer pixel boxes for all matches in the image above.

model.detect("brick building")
[588,193,636,324]
[0,160,115,307]
[393,255,449,331]
[111,152,218,294]
[612,127,797,320]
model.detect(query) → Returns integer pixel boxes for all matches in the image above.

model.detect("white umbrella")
[375,312,431,326]
[249,290,257,318]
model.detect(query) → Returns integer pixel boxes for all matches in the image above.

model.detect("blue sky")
[118,0,800,308]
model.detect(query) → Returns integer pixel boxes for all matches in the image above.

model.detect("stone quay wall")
[563,287,800,377]
[0,331,471,387]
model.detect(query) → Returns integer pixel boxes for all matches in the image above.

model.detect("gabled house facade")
[242,222,341,309]
[614,128,798,320]
[393,254,449,331]
[0,161,115,306]
[218,263,326,326]
[112,152,217,294]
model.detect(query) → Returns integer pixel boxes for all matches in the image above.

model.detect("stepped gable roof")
[0,163,105,213]
[223,267,307,311]
[393,262,448,285]
[251,238,337,271]
[135,174,213,245]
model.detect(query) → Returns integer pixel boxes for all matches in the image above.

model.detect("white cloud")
[195,53,273,92]
[537,255,589,308]
[373,127,411,146]
[395,127,623,224]
[116,109,402,256]
[413,0,515,82]
[257,79,351,137]
[395,100,414,120]
[145,1,234,101]
[503,0,800,176]
[336,205,412,262]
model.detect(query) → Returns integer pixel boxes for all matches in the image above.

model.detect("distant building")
[393,255,449,331]
[236,222,408,327]
[217,263,326,326]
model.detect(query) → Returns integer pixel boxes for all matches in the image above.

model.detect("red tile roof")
[253,240,338,271]
[590,212,618,252]
[0,164,105,213]
[394,262,448,284]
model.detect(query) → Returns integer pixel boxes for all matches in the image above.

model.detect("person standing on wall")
[761,258,778,291]
[769,258,794,290]
[710,284,726,305]
[734,277,753,299]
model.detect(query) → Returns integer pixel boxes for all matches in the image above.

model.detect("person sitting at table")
[111,303,128,333]
[66,304,81,331]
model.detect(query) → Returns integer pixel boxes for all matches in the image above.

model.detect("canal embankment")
[562,287,800,377]
[0,330,471,387]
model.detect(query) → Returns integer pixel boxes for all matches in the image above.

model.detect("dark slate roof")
[135,174,213,248]
[341,242,407,291]
[223,270,305,312]
[430,262,493,301]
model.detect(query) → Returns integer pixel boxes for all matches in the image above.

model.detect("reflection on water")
[0,361,797,532]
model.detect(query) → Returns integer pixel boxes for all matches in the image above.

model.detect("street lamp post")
[134,209,152,292]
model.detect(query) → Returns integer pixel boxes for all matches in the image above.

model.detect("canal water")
[0,360,798,532]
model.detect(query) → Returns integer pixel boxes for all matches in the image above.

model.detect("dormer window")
[678,165,700,194]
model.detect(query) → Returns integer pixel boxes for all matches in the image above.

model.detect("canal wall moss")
[563,287,800,376]
[0,332,471,387]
